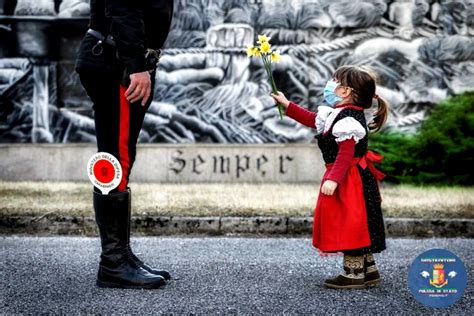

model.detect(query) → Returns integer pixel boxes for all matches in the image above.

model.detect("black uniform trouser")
[76,42,154,193]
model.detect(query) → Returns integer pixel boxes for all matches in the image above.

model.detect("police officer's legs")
[118,72,171,281]
[78,68,167,288]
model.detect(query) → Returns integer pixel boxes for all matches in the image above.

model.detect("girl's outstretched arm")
[271,92,317,128]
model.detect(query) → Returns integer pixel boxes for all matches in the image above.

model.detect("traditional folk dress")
[286,102,386,256]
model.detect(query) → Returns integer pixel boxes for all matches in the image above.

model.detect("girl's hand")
[321,179,338,195]
[271,91,290,109]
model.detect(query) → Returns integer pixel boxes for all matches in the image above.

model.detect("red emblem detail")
[93,159,115,183]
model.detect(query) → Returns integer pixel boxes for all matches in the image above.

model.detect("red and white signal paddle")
[87,152,122,194]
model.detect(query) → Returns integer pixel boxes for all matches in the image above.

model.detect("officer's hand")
[125,71,151,106]
[321,179,338,195]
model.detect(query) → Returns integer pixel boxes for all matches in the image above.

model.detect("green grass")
[0,181,473,218]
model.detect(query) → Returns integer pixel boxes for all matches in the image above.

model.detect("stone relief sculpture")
[0,0,473,143]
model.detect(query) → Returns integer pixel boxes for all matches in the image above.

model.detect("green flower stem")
[261,54,283,119]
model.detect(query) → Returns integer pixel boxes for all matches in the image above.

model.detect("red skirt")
[312,158,371,252]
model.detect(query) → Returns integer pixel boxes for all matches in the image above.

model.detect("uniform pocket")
[75,33,107,71]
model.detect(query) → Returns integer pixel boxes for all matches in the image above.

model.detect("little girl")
[272,65,389,289]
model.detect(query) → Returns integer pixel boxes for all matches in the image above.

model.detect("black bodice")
[315,108,368,164]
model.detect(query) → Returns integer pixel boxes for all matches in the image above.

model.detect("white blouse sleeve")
[332,117,367,143]
[315,106,334,134]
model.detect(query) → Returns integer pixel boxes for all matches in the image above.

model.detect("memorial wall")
[1,0,472,144]
[0,0,473,182]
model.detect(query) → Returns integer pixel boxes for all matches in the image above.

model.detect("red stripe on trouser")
[118,85,130,192]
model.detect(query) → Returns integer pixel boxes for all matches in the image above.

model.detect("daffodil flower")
[271,50,281,63]
[260,41,271,54]
[253,47,261,57]
[247,34,283,119]
[257,34,271,44]
[247,46,255,57]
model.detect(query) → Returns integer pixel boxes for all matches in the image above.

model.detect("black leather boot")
[93,190,166,289]
[126,187,171,281]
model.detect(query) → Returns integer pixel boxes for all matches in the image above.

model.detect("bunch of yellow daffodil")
[247,34,283,119]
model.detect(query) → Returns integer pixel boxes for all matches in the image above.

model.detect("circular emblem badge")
[408,248,468,308]
[87,152,122,194]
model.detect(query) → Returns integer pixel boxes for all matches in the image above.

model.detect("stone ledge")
[1,215,472,237]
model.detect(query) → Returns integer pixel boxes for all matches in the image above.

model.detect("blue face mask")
[324,79,343,106]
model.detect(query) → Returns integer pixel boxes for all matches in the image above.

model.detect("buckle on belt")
[87,29,116,46]
[87,29,116,56]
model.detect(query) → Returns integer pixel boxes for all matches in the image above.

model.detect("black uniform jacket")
[76,0,174,74]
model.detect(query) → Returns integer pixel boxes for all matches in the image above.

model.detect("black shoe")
[96,249,166,289]
[126,187,171,281]
[125,245,172,281]
[93,190,166,289]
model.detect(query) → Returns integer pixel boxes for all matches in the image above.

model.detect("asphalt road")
[1,237,473,314]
